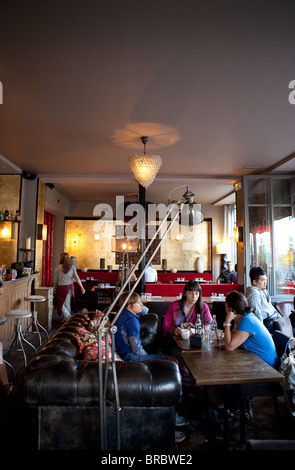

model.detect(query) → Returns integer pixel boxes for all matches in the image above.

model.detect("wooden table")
[180,345,285,445]
[181,347,284,386]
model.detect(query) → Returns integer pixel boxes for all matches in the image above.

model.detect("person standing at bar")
[53,252,85,320]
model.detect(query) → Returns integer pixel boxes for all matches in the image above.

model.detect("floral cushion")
[75,326,121,362]
[88,309,110,335]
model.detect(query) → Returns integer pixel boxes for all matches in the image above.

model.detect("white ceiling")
[0,0,295,207]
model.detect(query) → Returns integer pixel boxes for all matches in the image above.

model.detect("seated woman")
[162,280,212,337]
[224,290,278,369]
[162,280,212,396]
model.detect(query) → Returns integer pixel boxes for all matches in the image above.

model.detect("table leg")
[239,386,247,445]
[223,385,230,449]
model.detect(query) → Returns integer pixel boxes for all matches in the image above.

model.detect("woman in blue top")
[224,291,278,369]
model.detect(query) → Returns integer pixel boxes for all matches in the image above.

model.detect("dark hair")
[182,280,203,314]
[59,252,71,274]
[249,266,266,283]
[225,291,252,316]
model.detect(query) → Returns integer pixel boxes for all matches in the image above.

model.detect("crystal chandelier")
[128,136,162,188]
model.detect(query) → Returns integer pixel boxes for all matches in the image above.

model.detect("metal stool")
[24,295,49,346]
[5,310,37,367]
[0,316,15,377]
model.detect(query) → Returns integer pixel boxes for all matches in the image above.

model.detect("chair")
[272,329,291,359]
[146,300,171,334]
[273,315,293,338]
[211,301,226,330]
[24,295,49,346]
[240,330,292,427]
[273,300,294,317]
[5,310,37,367]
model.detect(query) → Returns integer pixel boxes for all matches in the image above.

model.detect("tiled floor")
[1,318,295,452]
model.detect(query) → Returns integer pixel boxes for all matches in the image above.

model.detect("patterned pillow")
[75,327,121,362]
[88,309,110,335]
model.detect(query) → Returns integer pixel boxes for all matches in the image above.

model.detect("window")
[244,176,295,297]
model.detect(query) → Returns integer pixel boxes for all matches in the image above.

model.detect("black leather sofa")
[20,311,182,451]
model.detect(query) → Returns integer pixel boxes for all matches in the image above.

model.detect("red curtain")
[42,211,55,286]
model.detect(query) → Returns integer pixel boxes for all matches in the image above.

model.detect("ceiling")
[0,0,295,208]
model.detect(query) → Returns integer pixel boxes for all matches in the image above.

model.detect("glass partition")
[245,175,295,297]
[273,179,295,295]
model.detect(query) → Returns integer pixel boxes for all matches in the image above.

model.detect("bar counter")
[0,273,39,345]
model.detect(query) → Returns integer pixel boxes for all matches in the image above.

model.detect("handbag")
[279,337,295,390]
[279,337,295,416]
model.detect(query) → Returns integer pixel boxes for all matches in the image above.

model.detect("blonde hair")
[119,291,141,308]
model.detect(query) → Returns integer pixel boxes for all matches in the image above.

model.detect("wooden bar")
[0,274,39,346]
[35,286,54,330]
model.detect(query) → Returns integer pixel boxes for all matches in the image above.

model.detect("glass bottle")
[196,313,203,335]
[210,315,218,344]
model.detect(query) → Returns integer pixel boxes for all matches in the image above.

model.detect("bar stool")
[5,310,37,368]
[0,316,15,377]
[24,295,49,346]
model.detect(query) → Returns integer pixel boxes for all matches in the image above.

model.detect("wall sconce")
[175,231,184,241]
[233,181,242,191]
[37,224,47,241]
[216,242,229,271]
[216,242,229,255]
[0,222,14,239]
[233,226,243,243]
